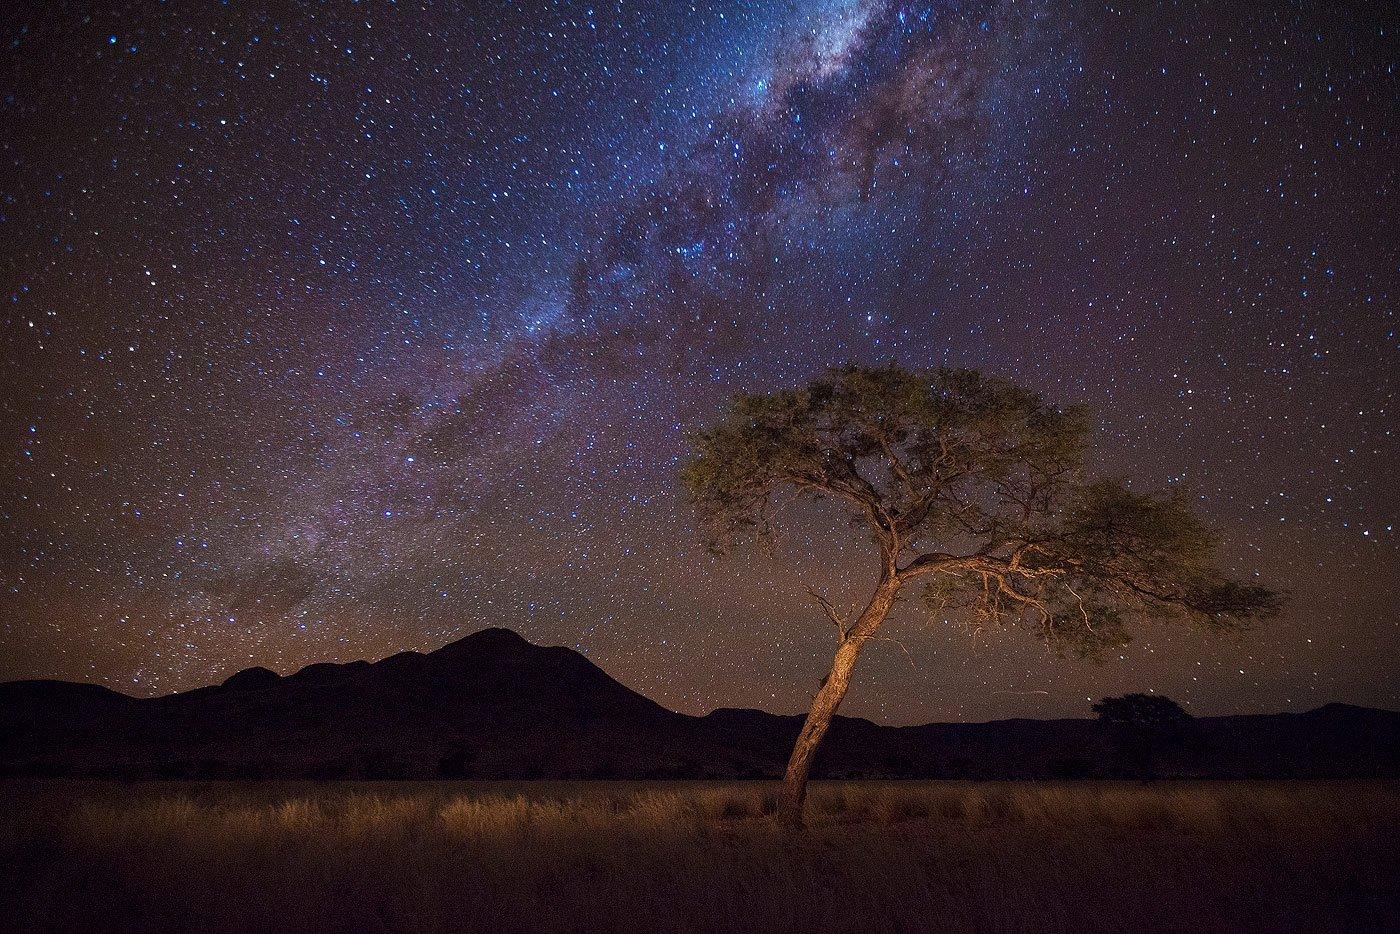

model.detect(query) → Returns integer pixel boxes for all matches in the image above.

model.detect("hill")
[3,628,1397,780]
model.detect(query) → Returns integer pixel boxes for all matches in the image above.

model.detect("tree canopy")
[683,364,1279,658]
[1093,693,1195,730]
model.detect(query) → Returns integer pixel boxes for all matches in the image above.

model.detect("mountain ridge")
[3,628,1398,781]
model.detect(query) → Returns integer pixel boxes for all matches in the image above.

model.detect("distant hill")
[3,628,1397,780]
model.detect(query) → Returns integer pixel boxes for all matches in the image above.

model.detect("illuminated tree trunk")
[777,576,900,828]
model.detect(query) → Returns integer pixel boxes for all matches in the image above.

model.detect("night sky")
[3,0,1396,724]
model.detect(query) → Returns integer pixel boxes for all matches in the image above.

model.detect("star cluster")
[2,0,1395,722]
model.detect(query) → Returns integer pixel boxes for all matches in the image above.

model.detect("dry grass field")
[4,780,1398,933]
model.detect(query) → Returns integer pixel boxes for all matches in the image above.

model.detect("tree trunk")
[776,577,901,828]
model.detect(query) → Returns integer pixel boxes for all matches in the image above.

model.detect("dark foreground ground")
[4,780,1398,933]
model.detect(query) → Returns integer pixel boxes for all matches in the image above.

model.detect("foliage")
[1092,693,1194,730]
[683,364,1279,657]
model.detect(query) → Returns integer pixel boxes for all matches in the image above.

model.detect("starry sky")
[2,0,1396,723]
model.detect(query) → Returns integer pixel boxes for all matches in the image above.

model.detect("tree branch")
[896,552,971,580]
[806,585,851,640]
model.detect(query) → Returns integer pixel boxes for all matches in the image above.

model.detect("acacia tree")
[1093,693,1200,781]
[682,365,1278,826]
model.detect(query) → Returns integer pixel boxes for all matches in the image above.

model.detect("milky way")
[3,1,1396,723]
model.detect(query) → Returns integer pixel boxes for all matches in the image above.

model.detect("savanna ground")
[3,780,1398,933]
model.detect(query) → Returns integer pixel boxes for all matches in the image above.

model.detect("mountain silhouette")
[3,628,1398,780]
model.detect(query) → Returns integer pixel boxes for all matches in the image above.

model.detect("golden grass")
[4,780,1398,932]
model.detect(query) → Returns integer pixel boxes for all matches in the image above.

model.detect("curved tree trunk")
[776,576,901,828]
